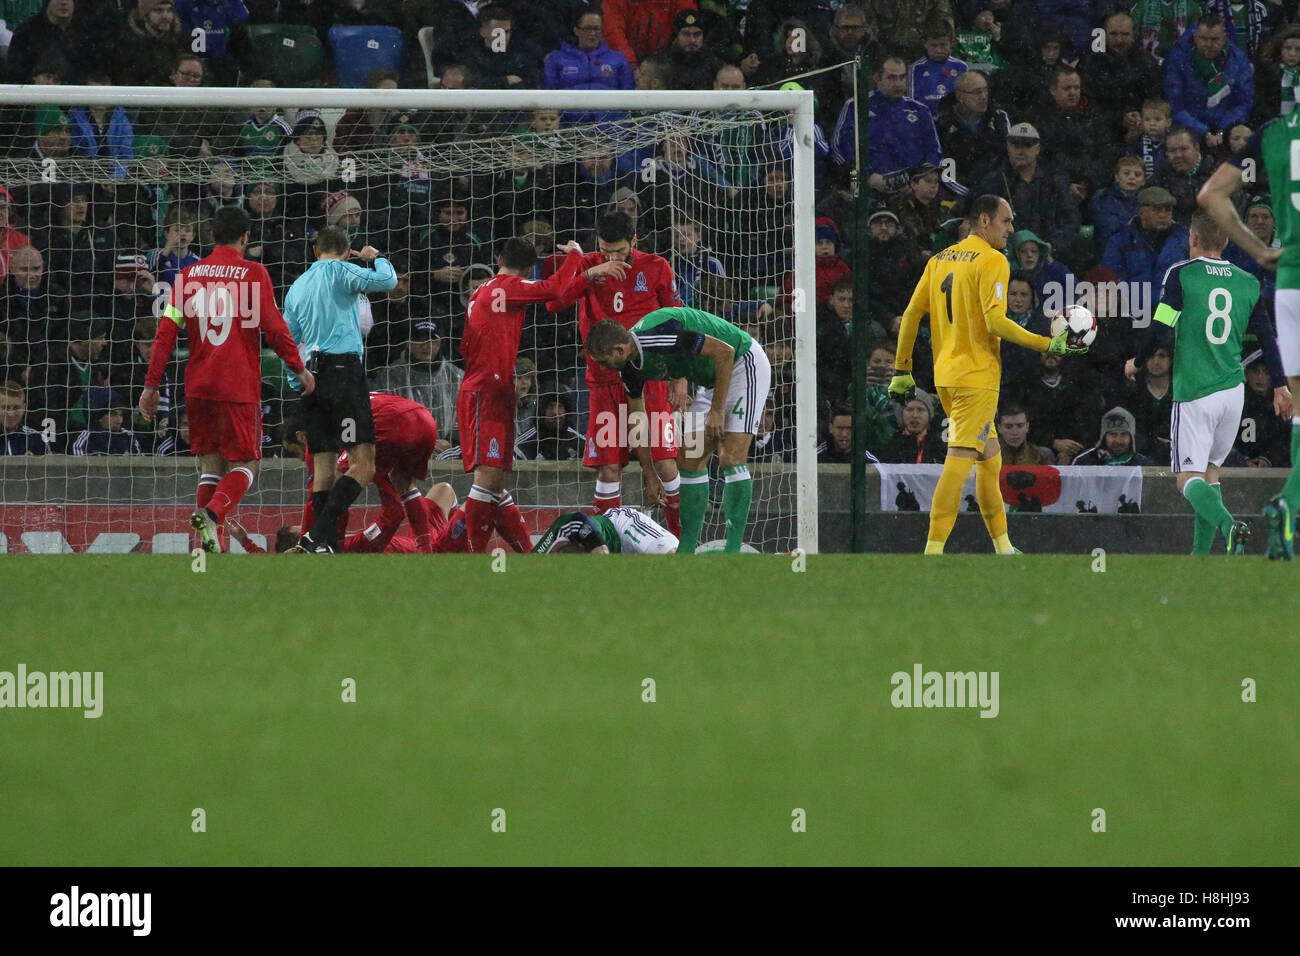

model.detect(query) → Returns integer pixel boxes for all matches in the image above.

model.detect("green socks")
[678,469,710,554]
[1281,424,1300,505]
[1184,478,1233,552]
[721,464,753,553]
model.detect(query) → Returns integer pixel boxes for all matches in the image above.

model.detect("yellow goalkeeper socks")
[926,455,976,552]
[975,452,1014,553]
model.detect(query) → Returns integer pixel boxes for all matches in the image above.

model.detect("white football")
[1050,304,1097,347]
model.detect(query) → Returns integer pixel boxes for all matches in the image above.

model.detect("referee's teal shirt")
[284,256,397,390]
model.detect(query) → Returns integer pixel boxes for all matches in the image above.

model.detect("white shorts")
[684,345,772,436]
[603,507,678,554]
[1171,382,1244,473]
[1274,288,1300,377]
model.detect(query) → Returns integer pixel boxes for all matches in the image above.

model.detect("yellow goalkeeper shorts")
[936,386,999,453]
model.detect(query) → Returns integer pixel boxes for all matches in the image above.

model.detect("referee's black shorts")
[300,352,375,452]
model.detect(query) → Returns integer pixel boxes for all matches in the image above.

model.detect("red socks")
[661,474,682,537]
[403,488,434,552]
[465,485,499,553]
[593,480,620,513]
[206,467,254,523]
[494,491,532,552]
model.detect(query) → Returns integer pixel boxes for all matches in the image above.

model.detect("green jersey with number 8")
[1155,257,1260,402]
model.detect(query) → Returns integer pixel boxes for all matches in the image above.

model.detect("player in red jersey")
[459,236,627,552]
[285,392,447,551]
[546,211,685,534]
[139,207,314,553]
[229,485,469,554]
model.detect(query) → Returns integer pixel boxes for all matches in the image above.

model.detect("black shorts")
[300,353,375,452]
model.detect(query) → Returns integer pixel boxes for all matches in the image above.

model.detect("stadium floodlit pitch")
[1,554,1296,866]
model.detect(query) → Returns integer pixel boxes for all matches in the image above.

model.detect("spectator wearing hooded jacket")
[1090,155,1145,255]
[1031,0,1100,61]
[545,8,634,123]
[1164,14,1254,151]
[1008,228,1073,310]
[813,217,850,303]
[1101,186,1189,323]
[1071,406,1154,466]
[879,389,946,464]
[832,56,941,189]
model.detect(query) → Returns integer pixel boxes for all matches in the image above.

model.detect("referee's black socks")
[310,476,365,548]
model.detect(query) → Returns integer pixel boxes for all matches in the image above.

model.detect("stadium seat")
[239,25,326,88]
[418,26,439,88]
[328,26,406,89]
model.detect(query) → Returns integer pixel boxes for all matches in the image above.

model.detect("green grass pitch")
[1,553,1297,866]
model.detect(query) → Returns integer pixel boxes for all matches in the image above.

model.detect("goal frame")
[0,84,819,553]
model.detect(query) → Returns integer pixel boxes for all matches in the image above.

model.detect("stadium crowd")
[0,0,1297,473]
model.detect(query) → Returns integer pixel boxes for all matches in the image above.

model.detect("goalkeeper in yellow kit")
[890,195,1089,554]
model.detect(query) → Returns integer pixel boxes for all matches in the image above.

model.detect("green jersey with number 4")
[1234,116,1300,290]
[1155,257,1260,402]
[621,307,754,397]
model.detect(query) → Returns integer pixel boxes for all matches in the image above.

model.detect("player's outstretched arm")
[1199,164,1279,269]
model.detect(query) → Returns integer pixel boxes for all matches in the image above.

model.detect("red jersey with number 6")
[151,245,303,403]
[548,249,680,387]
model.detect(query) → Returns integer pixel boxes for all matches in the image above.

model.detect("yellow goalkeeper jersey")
[895,233,1051,390]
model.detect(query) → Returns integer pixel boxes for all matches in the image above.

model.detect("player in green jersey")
[532,508,678,554]
[1128,212,1293,554]
[1200,115,1300,557]
[584,306,772,554]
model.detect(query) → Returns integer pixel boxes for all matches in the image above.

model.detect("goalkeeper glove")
[1048,331,1089,356]
[887,372,916,404]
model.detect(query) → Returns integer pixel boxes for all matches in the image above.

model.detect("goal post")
[0,84,817,554]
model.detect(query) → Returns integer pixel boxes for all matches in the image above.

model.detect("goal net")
[0,86,816,555]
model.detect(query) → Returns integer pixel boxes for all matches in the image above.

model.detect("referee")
[284,225,398,552]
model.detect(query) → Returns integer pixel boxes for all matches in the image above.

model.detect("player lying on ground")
[531,508,678,554]
[228,482,469,554]
[585,306,771,554]
[1126,211,1292,554]
[282,392,457,552]
[139,207,314,554]
[1200,120,1300,558]
[891,194,1088,555]
[545,211,685,534]
[458,236,627,553]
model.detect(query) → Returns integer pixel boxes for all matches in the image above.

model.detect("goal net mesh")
[0,91,808,554]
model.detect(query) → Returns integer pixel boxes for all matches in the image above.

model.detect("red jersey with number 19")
[548,250,680,386]
[461,250,585,393]
[151,245,303,402]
